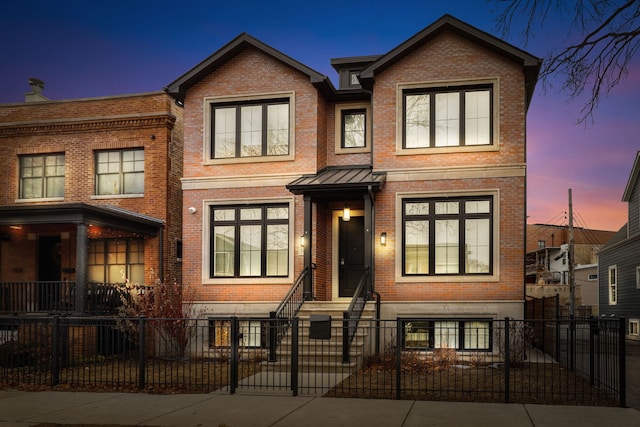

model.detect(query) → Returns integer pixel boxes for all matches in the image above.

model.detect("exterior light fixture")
[300,235,305,248]
[343,205,351,221]
[380,232,387,246]
[188,207,197,214]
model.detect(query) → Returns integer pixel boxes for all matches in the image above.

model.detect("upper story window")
[402,84,493,149]
[403,196,493,276]
[211,99,289,159]
[210,204,289,278]
[19,153,65,199]
[342,109,366,148]
[537,240,546,249]
[95,149,144,196]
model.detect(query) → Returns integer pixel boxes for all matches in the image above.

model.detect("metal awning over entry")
[286,166,386,198]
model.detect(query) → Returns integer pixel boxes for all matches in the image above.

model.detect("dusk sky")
[2,1,637,232]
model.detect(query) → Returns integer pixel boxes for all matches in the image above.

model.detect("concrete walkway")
[1,390,640,427]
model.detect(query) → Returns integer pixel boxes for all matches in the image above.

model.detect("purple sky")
[1,1,637,232]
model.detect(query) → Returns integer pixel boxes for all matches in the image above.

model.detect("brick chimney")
[24,78,49,102]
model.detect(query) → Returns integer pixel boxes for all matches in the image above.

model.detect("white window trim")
[629,319,639,336]
[608,265,618,305]
[334,102,371,154]
[636,266,640,289]
[396,78,500,155]
[203,92,296,165]
[394,189,500,283]
[201,197,295,285]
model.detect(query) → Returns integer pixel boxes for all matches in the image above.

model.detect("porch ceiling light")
[343,205,350,221]
[9,225,22,230]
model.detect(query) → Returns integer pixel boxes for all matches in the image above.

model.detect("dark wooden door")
[339,216,365,297]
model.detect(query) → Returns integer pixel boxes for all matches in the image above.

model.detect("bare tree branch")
[493,0,640,124]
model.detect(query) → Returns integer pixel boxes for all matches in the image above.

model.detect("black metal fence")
[0,315,625,406]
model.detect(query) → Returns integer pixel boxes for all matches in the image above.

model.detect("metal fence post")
[396,319,402,400]
[619,317,626,407]
[230,317,239,394]
[291,317,299,396]
[138,317,146,390]
[51,316,59,386]
[504,317,510,404]
[269,311,277,362]
[342,312,350,363]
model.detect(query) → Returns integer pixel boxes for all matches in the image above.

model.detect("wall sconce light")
[343,205,351,221]
[380,232,387,246]
[188,207,197,214]
[9,225,22,230]
[299,235,305,248]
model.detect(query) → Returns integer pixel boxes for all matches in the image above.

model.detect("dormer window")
[349,72,360,87]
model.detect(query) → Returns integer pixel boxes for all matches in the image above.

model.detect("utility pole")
[568,189,575,317]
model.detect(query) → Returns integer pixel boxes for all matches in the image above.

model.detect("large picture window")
[19,153,65,199]
[95,149,144,195]
[403,320,492,351]
[87,239,145,284]
[403,85,492,148]
[210,204,289,278]
[211,100,289,159]
[402,196,493,276]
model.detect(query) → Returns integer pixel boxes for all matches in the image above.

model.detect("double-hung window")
[403,196,493,276]
[403,85,492,148]
[211,99,289,159]
[19,153,65,199]
[608,265,617,305]
[95,149,144,195]
[211,204,289,278]
[403,320,492,351]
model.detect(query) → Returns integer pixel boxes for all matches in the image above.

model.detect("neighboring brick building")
[166,14,541,350]
[0,83,183,313]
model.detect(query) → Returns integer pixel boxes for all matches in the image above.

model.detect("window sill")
[91,194,144,200]
[15,197,64,203]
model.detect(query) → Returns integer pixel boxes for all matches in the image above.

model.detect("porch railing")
[269,267,308,361]
[0,282,146,315]
[342,267,370,363]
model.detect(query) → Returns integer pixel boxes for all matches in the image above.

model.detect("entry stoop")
[260,301,376,375]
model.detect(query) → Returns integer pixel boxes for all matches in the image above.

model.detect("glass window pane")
[22,178,42,198]
[266,224,288,276]
[434,321,458,349]
[405,202,429,216]
[405,220,429,274]
[267,206,288,220]
[47,176,64,197]
[435,201,459,215]
[464,321,490,349]
[405,321,430,349]
[435,93,459,147]
[465,219,490,273]
[214,226,235,277]
[267,104,289,155]
[465,91,490,145]
[240,225,261,276]
[87,265,104,283]
[465,200,490,213]
[240,105,262,157]
[435,220,459,274]
[240,208,262,221]
[214,209,235,221]
[129,264,144,285]
[214,108,236,158]
[107,264,126,283]
[240,320,262,347]
[343,111,366,148]
[123,171,144,194]
[405,94,430,148]
[98,174,120,195]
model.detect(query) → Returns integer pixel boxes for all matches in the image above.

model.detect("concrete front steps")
[260,301,376,374]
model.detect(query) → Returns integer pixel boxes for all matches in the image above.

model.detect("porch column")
[303,195,313,299]
[75,222,88,314]
[364,192,373,296]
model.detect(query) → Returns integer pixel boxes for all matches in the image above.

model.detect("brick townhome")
[0,85,183,313]
[166,14,541,351]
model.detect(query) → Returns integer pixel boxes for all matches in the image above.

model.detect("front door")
[338,216,365,297]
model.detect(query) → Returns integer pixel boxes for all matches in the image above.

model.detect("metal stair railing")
[268,267,308,361]
[342,267,370,363]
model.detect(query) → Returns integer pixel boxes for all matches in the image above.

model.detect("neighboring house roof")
[358,14,542,109]
[599,224,629,253]
[165,33,335,102]
[0,203,164,236]
[622,151,640,202]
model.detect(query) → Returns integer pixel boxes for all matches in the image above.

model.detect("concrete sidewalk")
[1,390,639,427]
